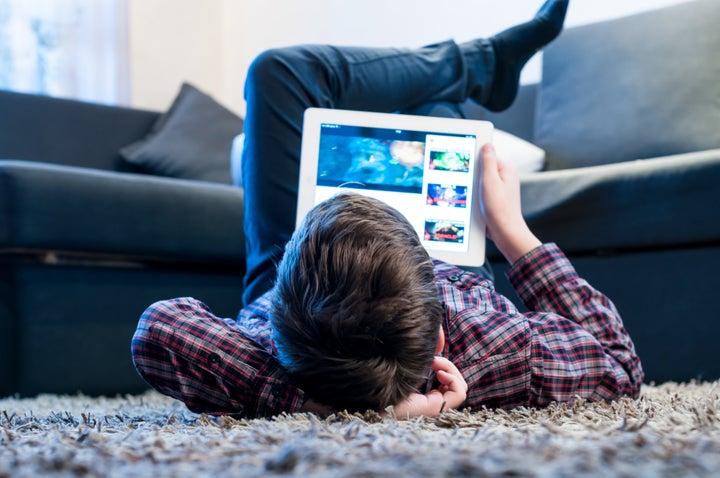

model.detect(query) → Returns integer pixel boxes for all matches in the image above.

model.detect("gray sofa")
[1,0,719,398]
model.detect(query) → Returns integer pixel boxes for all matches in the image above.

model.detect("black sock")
[483,0,569,112]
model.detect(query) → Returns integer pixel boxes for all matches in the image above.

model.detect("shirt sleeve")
[507,243,644,404]
[131,297,306,418]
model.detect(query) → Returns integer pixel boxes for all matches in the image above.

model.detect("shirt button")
[209,353,220,364]
[448,274,460,282]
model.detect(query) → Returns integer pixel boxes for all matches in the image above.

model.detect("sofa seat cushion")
[517,149,720,254]
[535,0,720,170]
[0,160,245,264]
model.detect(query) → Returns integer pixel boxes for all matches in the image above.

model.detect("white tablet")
[297,108,493,267]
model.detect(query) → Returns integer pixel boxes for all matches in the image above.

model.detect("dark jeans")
[240,40,495,306]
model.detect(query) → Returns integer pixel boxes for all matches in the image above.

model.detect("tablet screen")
[298,108,491,266]
[315,123,477,254]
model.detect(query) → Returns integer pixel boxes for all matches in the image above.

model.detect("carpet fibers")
[1,381,719,477]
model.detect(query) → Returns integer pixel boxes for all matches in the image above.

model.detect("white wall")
[129,0,692,114]
[128,0,225,110]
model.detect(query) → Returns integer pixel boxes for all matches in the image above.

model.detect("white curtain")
[0,0,129,105]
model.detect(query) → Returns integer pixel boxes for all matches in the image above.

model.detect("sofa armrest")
[0,160,244,265]
[517,149,720,254]
[0,90,159,172]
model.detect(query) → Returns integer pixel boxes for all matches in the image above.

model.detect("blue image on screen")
[317,127,426,194]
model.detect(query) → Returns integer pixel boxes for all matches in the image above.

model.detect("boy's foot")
[480,0,569,111]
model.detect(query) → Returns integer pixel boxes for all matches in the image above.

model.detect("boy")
[131,0,644,418]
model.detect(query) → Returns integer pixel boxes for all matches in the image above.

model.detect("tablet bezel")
[297,107,493,267]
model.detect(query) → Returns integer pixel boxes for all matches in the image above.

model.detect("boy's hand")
[391,357,467,418]
[300,398,333,416]
[480,143,541,264]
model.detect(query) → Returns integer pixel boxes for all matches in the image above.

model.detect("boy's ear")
[435,327,445,355]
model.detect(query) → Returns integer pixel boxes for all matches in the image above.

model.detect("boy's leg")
[241,41,488,305]
[241,0,568,305]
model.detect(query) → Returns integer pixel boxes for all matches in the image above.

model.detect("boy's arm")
[510,244,643,403]
[131,297,307,418]
[479,145,643,402]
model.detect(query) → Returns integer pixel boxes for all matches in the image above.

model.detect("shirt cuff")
[248,363,307,418]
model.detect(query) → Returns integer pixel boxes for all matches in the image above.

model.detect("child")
[131,0,644,418]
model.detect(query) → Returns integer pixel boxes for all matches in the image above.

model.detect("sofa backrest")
[0,90,159,172]
[469,83,538,143]
[534,0,720,170]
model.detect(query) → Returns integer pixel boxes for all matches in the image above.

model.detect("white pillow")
[230,133,245,187]
[492,129,546,174]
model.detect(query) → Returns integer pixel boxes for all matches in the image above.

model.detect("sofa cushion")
[535,0,720,170]
[493,129,545,174]
[517,149,720,254]
[0,160,245,263]
[120,83,244,183]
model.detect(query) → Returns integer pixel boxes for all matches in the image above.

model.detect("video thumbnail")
[426,184,467,208]
[424,220,465,243]
[317,135,425,193]
[428,150,470,172]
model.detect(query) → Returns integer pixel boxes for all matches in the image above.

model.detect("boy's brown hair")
[270,193,443,411]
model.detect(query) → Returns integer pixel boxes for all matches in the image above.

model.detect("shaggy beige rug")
[1,381,719,477]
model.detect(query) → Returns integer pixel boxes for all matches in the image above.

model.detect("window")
[0,0,129,105]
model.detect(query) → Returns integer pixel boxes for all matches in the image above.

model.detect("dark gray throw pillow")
[120,83,243,184]
[534,0,720,170]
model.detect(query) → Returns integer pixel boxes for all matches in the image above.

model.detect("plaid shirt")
[131,243,643,418]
